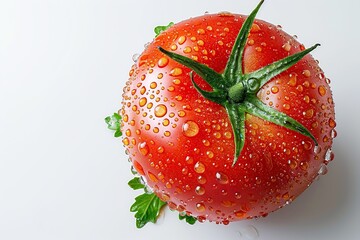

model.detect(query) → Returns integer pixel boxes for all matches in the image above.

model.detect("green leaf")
[130,193,167,228]
[179,214,197,225]
[128,177,145,190]
[105,113,122,137]
[224,0,264,82]
[154,22,174,37]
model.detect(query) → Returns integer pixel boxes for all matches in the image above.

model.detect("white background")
[0,0,359,239]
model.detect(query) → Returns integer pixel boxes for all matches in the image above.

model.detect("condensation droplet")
[182,121,200,137]
[139,97,147,107]
[196,203,206,212]
[178,36,186,45]
[314,145,321,154]
[132,53,140,62]
[138,142,149,156]
[303,109,314,119]
[318,85,327,96]
[215,172,229,184]
[194,161,206,173]
[331,129,337,139]
[154,104,167,117]
[318,164,328,175]
[282,42,291,52]
[158,57,169,68]
[195,186,205,195]
[170,67,183,76]
[325,148,334,162]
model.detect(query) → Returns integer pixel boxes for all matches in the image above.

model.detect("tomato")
[120,1,335,224]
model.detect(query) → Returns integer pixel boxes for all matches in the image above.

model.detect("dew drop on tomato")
[154,104,167,117]
[182,121,200,137]
[138,142,149,156]
[215,172,229,184]
[157,57,169,68]
[195,186,205,195]
[196,203,206,212]
[324,148,334,162]
[194,161,206,173]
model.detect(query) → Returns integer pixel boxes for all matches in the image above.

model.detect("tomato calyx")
[159,0,319,165]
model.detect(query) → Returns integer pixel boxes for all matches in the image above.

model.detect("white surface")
[0,0,359,239]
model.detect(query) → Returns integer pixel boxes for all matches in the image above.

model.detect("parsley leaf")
[154,22,174,37]
[130,192,166,228]
[128,177,145,190]
[105,113,122,137]
[179,214,197,225]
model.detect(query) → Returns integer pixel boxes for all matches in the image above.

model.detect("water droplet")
[194,161,206,173]
[139,97,147,107]
[287,73,297,86]
[329,118,336,128]
[183,46,192,53]
[215,172,229,184]
[271,86,279,94]
[318,85,327,96]
[282,42,291,52]
[303,109,314,119]
[250,23,261,33]
[178,36,186,45]
[238,225,259,240]
[132,53,140,62]
[224,131,232,139]
[170,67,183,76]
[157,57,169,68]
[314,145,321,154]
[157,146,164,153]
[154,104,167,117]
[206,151,214,158]
[331,129,337,138]
[196,203,206,212]
[288,159,298,169]
[197,175,207,184]
[130,165,139,176]
[248,78,260,91]
[182,121,200,137]
[148,171,158,183]
[195,186,205,195]
[138,142,149,156]
[325,148,334,162]
[178,110,186,117]
[302,70,311,77]
[318,164,328,175]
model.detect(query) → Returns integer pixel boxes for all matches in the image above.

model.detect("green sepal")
[245,43,321,93]
[105,113,122,137]
[154,22,174,37]
[179,214,197,225]
[224,103,246,166]
[130,193,167,228]
[245,96,318,145]
[224,0,264,82]
[158,47,227,89]
[128,177,145,190]
[189,72,226,105]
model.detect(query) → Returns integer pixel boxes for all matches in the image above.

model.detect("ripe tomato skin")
[120,13,335,223]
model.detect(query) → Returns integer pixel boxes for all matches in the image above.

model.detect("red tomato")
[120,7,335,224]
